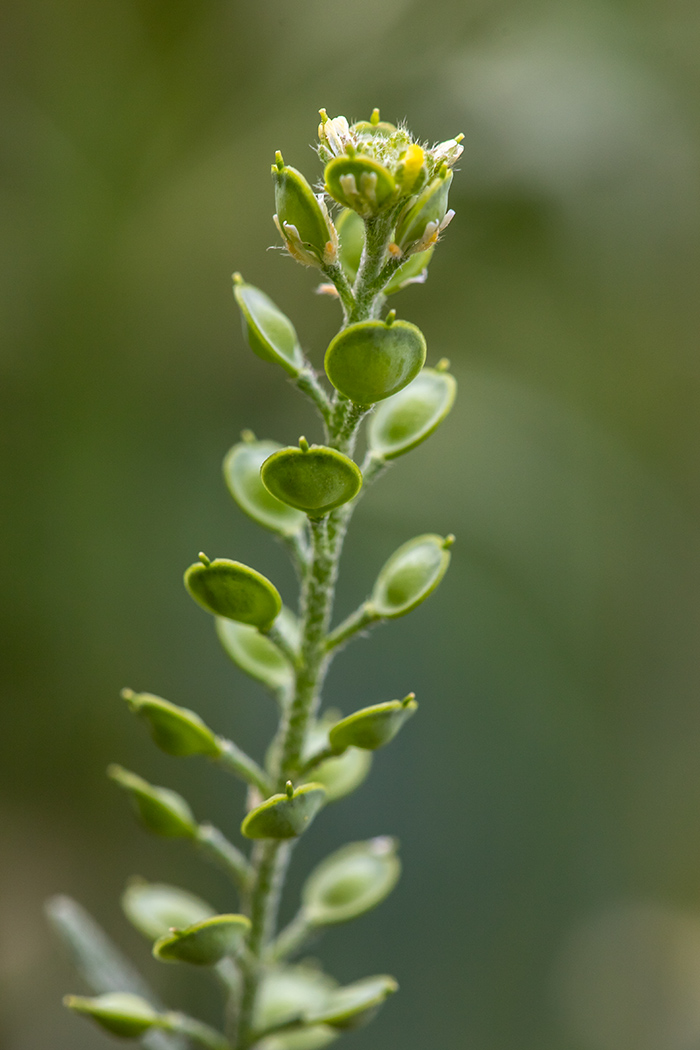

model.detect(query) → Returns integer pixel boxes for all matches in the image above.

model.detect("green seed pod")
[233,275,305,376]
[261,441,362,518]
[184,554,282,630]
[257,1027,338,1050]
[64,993,161,1038]
[255,964,339,1033]
[394,169,453,254]
[272,154,338,268]
[383,247,434,295]
[303,719,372,801]
[241,782,326,840]
[324,155,396,217]
[223,437,306,537]
[108,765,197,839]
[350,109,397,139]
[153,913,251,966]
[370,534,454,618]
[302,838,401,927]
[216,611,295,693]
[122,879,215,941]
[328,695,418,753]
[324,317,426,405]
[335,208,364,283]
[121,689,221,758]
[303,975,398,1030]
[367,366,457,459]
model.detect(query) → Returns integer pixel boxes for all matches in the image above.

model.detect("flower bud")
[394,169,454,255]
[261,441,363,519]
[64,992,161,1038]
[121,689,221,758]
[122,879,215,941]
[324,154,396,217]
[241,782,326,840]
[329,695,418,753]
[153,913,250,966]
[302,838,400,926]
[370,533,454,618]
[303,975,398,1030]
[367,365,457,459]
[324,315,426,405]
[272,153,338,267]
[232,275,304,376]
[383,247,434,295]
[223,436,306,537]
[184,553,282,630]
[108,765,197,838]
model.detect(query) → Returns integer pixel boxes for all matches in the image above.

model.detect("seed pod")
[223,437,306,537]
[272,155,337,267]
[241,782,326,840]
[153,913,250,966]
[121,689,221,758]
[302,838,401,927]
[324,155,396,217]
[261,441,362,518]
[257,1026,338,1050]
[303,718,372,801]
[216,612,295,693]
[233,276,305,376]
[329,695,418,753]
[108,765,197,839]
[184,554,282,630]
[324,316,426,405]
[64,992,161,1038]
[122,879,215,941]
[394,169,453,254]
[367,366,457,459]
[370,534,453,618]
[335,208,364,283]
[350,109,397,139]
[303,975,398,1030]
[255,964,339,1033]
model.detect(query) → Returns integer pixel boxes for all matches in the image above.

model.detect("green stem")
[216,741,272,797]
[267,909,311,963]
[196,824,253,895]
[325,602,380,652]
[163,1012,231,1050]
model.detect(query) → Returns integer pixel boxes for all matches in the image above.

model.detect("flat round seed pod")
[383,247,434,295]
[153,914,250,966]
[261,444,362,518]
[257,1027,338,1050]
[233,276,304,376]
[223,439,306,536]
[367,367,456,459]
[328,696,418,753]
[395,170,453,252]
[185,556,282,630]
[324,319,426,405]
[64,993,160,1038]
[302,838,401,927]
[301,719,372,802]
[216,615,294,693]
[324,155,396,216]
[108,765,197,839]
[255,965,338,1032]
[371,534,453,618]
[303,975,398,1030]
[122,880,215,941]
[241,783,326,840]
[273,162,334,262]
[335,209,364,283]
[121,690,221,757]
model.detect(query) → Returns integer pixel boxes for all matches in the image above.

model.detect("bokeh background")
[3,1,700,1048]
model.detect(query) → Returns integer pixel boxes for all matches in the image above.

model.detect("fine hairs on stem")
[49,108,463,1050]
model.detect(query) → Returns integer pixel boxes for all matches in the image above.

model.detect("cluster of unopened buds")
[273,108,463,284]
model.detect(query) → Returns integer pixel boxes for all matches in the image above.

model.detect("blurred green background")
[3,1,700,1048]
